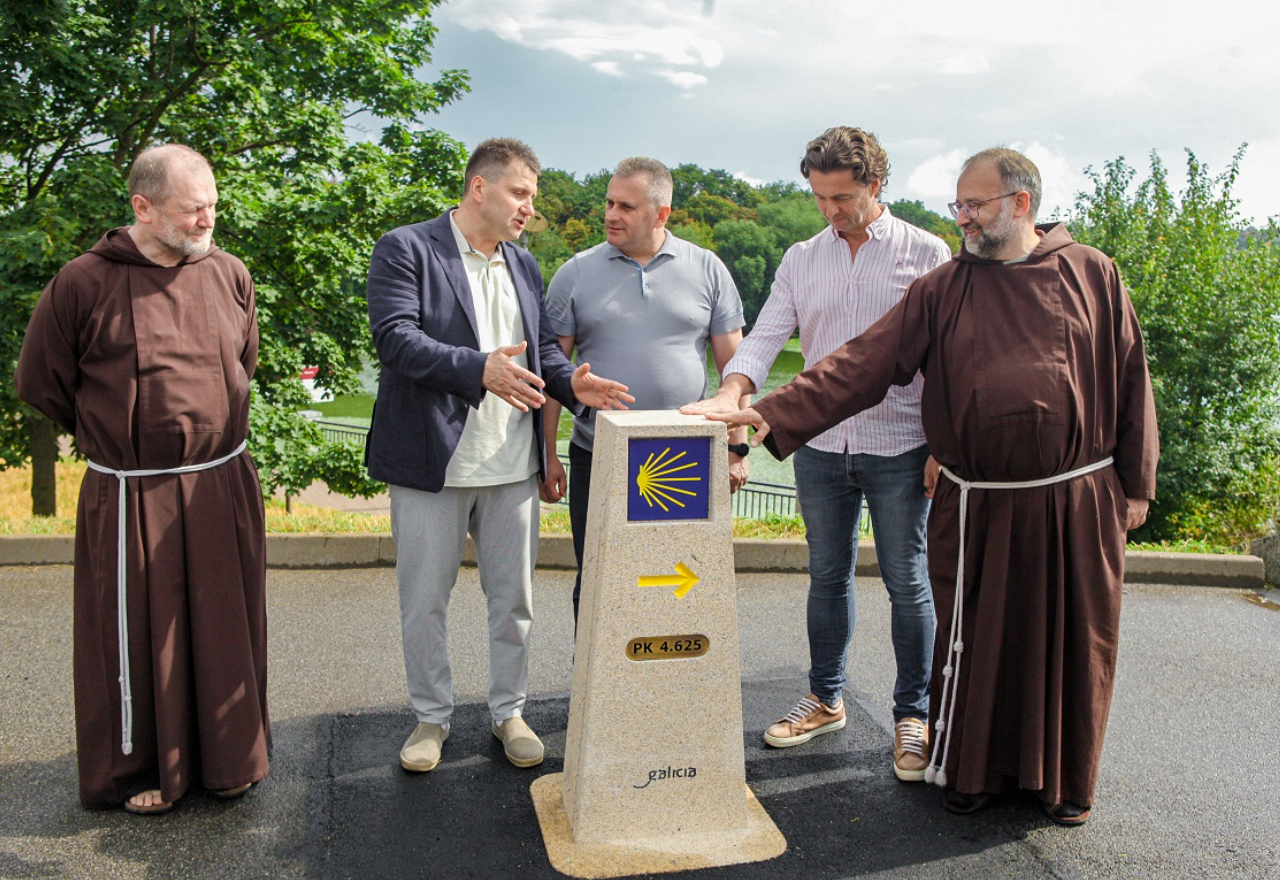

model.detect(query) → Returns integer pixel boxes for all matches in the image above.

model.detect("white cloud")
[429,1,1280,219]
[1014,142,1088,220]
[938,54,989,75]
[656,70,708,90]
[442,0,730,87]
[905,149,968,203]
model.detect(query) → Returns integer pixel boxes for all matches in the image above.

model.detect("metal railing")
[305,419,802,520]
[311,419,372,445]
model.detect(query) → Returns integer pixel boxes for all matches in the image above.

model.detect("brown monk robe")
[15,228,270,808]
[753,223,1158,809]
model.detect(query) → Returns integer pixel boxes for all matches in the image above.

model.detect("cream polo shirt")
[442,211,537,487]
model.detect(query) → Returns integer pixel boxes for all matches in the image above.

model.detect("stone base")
[530,773,786,878]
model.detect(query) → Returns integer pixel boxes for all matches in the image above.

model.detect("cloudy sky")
[413,0,1279,224]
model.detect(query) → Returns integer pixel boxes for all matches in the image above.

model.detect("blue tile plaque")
[627,437,710,521]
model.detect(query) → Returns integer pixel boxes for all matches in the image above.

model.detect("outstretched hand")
[483,341,546,411]
[571,362,634,411]
[702,406,771,446]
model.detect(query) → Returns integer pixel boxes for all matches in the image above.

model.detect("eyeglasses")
[947,192,1020,220]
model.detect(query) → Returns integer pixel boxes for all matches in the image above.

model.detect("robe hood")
[955,221,1074,265]
[88,226,221,266]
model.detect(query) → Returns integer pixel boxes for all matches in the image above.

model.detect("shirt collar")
[822,203,891,245]
[449,209,505,265]
[606,230,679,263]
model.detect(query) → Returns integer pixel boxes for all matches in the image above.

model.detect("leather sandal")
[1043,800,1091,826]
[123,791,174,815]
[943,789,991,815]
[211,782,254,800]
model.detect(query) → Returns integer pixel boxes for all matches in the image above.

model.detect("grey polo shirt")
[544,232,745,451]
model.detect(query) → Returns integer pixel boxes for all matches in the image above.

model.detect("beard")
[154,215,213,258]
[962,199,1017,260]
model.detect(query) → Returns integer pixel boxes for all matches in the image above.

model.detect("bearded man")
[16,144,270,815]
[704,148,1158,826]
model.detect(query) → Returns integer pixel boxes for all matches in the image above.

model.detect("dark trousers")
[568,441,593,622]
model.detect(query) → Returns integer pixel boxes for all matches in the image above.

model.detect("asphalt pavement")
[1,565,1278,879]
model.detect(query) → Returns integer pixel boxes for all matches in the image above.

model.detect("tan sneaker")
[763,694,846,747]
[894,717,929,781]
[400,722,448,772]
[493,716,545,768]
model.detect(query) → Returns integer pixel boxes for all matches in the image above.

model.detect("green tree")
[1071,148,1280,544]
[756,192,826,250]
[887,198,959,253]
[671,164,759,209]
[1,0,468,512]
[681,191,757,227]
[713,219,782,327]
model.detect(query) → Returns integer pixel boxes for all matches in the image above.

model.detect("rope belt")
[924,455,1114,787]
[86,440,247,756]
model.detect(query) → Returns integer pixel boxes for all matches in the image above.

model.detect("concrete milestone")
[531,411,785,877]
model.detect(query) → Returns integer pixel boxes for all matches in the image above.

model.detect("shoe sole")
[400,730,449,772]
[943,791,990,815]
[123,800,175,816]
[502,751,544,768]
[491,726,542,767]
[763,715,846,748]
[893,762,927,782]
[211,782,254,799]
[492,727,544,767]
[1043,802,1091,826]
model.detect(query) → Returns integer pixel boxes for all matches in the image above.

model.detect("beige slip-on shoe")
[492,716,544,768]
[400,722,449,772]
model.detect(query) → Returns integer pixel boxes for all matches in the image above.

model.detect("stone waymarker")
[531,412,785,878]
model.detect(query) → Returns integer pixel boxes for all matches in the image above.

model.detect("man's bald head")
[128,145,214,205]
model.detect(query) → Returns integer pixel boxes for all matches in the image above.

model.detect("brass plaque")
[626,634,709,661]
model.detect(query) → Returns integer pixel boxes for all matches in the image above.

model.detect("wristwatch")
[727,442,750,457]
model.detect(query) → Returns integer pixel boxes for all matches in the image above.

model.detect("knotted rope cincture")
[924,456,1115,787]
[86,440,247,756]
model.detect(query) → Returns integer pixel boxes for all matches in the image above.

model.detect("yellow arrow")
[638,562,700,598]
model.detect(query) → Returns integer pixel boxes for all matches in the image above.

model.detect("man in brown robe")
[706,148,1158,825]
[15,144,270,814]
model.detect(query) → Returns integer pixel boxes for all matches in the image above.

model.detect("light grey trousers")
[389,476,538,725]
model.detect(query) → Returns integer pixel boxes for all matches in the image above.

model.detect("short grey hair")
[962,147,1042,219]
[613,156,673,208]
[127,144,213,203]
[464,137,541,190]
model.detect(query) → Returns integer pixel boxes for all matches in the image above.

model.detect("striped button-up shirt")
[725,206,952,456]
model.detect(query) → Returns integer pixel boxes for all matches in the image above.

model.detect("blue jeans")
[793,444,934,722]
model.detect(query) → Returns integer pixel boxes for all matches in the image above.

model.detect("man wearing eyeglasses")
[699,147,1159,826]
[684,127,951,783]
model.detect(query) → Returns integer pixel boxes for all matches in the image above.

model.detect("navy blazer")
[365,210,581,493]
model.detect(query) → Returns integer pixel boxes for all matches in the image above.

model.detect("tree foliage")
[0,0,469,511]
[887,198,960,254]
[1071,148,1280,544]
